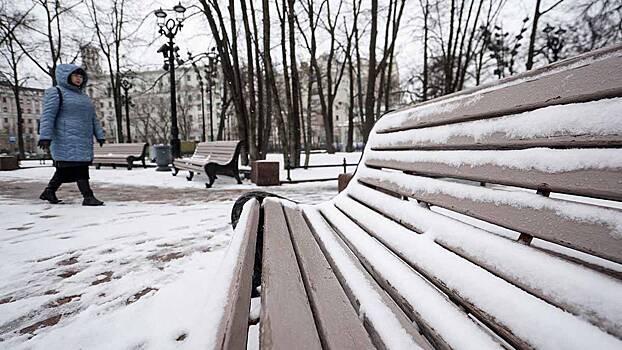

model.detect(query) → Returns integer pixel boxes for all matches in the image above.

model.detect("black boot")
[39,188,61,204]
[40,172,62,204]
[77,179,104,206]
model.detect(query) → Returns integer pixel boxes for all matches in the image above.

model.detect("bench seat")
[218,45,622,349]
[172,141,243,188]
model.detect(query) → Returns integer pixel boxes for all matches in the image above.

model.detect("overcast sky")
[7,0,577,89]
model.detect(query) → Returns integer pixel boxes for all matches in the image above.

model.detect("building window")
[3,118,7,123]
[108,101,112,108]
[189,95,193,102]
[28,127,33,134]
[2,97,6,103]
[28,119,32,124]
[2,107,6,113]
[186,75,191,82]
[27,108,31,114]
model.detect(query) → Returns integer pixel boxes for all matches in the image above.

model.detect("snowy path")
[0,158,343,349]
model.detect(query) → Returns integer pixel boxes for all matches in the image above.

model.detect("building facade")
[0,82,44,155]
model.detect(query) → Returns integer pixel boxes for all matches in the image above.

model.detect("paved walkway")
[0,176,337,348]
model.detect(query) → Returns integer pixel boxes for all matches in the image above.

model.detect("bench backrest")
[93,143,148,157]
[357,44,622,264]
[192,140,241,164]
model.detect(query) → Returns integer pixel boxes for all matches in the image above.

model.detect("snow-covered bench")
[172,141,243,188]
[218,45,622,349]
[93,143,149,170]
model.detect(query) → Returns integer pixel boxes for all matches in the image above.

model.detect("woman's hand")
[38,140,51,151]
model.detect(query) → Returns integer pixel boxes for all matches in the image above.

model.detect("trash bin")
[154,144,172,172]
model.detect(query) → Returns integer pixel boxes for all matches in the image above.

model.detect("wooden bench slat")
[358,167,622,264]
[282,206,376,350]
[365,148,622,201]
[261,199,322,349]
[375,45,622,133]
[316,204,503,349]
[331,194,622,349]
[213,199,260,350]
[345,182,622,338]
[302,206,431,350]
[371,97,622,151]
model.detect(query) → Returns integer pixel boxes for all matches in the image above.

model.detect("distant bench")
[213,45,622,349]
[172,140,243,188]
[93,143,149,170]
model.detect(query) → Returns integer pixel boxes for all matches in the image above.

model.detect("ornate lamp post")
[120,78,133,143]
[154,2,186,158]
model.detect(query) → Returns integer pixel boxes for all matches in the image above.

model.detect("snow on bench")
[217,45,622,349]
[172,141,243,188]
[93,143,149,170]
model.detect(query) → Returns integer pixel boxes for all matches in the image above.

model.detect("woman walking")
[38,64,106,206]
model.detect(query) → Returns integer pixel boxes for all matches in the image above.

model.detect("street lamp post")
[154,2,186,158]
[121,78,133,143]
[206,47,219,141]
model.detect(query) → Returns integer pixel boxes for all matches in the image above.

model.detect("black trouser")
[46,172,94,198]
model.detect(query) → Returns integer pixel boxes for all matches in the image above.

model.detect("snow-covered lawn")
[0,153,355,349]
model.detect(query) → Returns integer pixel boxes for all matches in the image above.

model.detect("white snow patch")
[357,167,622,238]
[372,98,622,148]
[365,148,622,173]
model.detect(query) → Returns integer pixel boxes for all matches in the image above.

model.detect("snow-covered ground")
[0,153,357,349]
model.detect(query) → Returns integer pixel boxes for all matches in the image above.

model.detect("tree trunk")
[304,65,314,167]
[240,0,258,161]
[249,0,266,159]
[288,0,302,166]
[363,0,378,142]
[261,0,274,157]
[278,0,295,163]
[8,39,25,159]
[228,0,251,165]
[526,0,542,71]
[347,48,355,152]
[422,0,429,101]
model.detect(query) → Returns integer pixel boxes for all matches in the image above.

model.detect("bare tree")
[11,0,83,85]
[526,0,565,70]
[198,0,252,164]
[568,0,622,53]
[0,6,35,159]
[297,0,353,153]
[85,0,134,143]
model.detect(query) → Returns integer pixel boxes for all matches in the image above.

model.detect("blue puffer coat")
[39,64,105,162]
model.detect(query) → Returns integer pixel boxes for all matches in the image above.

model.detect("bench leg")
[172,167,179,176]
[206,172,216,188]
[127,163,133,170]
[95,164,101,170]
[186,171,194,181]
[142,159,146,168]
[234,171,243,184]
[112,164,116,169]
